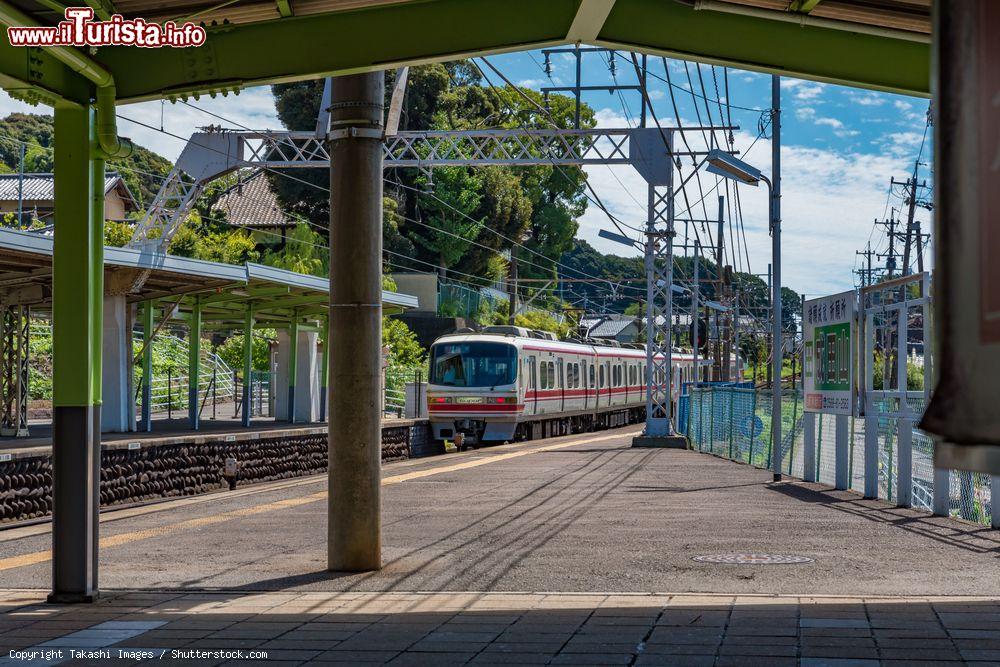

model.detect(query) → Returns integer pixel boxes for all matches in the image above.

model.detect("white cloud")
[579,108,912,296]
[796,106,816,121]
[815,117,844,129]
[847,91,886,107]
[893,100,913,112]
[794,84,824,101]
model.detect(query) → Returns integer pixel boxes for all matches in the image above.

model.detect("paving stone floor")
[3,590,1000,666]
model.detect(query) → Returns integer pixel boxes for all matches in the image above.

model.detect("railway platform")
[1,426,998,664]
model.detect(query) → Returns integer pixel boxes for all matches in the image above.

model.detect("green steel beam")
[85,0,115,21]
[275,0,292,18]
[0,43,93,106]
[199,286,290,305]
[141,300,154,431]
[52,104,99,408]
[597,0,929,96]
[241,307,253,427]
[95,0,575,102]
[789,0,823,13]
[89,0,927,103]
[89,138,104,405]
[188,295,202,429]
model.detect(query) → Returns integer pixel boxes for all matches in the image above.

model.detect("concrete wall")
[390,273,435,312]
[0,421,430,524]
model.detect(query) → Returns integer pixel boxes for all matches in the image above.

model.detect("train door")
[556,358,565,412]
[587,362,597,408]
[527,355,538,415]
[605,361,612,405]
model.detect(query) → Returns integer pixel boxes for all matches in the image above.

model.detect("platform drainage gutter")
[692,553,813,564]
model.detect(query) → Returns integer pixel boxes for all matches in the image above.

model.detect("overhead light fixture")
[705,148,764,186]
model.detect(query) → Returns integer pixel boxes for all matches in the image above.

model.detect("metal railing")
[686,385,994,526]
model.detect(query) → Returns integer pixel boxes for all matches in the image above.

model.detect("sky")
[0,48,933,299]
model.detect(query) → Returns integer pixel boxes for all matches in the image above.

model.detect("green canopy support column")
[319,315,329,423]
[141,300,154,432]
[241,308,253,428]
[287,315,299,424]
[49,103,103,604]
[188,296,201,430]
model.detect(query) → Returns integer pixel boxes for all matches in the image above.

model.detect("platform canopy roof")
[0,228,419,326]
[0,0,929,110]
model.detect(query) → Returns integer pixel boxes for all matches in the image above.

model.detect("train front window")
[430,342,517,387]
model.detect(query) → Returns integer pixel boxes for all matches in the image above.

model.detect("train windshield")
[429,341,517,387]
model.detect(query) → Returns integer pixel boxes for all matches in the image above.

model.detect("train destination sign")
[803,291,857,415]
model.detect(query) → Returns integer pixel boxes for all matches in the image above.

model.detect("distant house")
[0,172,138,224]
[579,314,642,343]
[211,171,296,244]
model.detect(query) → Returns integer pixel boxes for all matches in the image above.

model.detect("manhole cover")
[692,553,813,565]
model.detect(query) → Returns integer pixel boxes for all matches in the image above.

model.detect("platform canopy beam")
[29,0,929,106]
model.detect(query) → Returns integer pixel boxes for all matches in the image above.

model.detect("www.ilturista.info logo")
[7,7,206,48]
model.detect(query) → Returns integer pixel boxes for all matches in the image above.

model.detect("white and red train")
[427,326,715,445]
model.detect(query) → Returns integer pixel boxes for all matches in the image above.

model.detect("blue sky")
[0,48,932,298]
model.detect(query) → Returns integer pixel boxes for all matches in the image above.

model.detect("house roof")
[0,173,138,210]
[580,315,639,338]
[211,171,295,230]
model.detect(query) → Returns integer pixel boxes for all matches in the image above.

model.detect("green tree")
[383,317,425,369]
[0,112,172,206]
[216,329,274,374]
[168,211,259,264]
[515,310,571,338]
[262,222,327,276]
[270,63,588,284]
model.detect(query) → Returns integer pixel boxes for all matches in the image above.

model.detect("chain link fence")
[685,385,994,527]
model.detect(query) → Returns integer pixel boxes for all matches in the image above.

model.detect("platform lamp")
[705,148,783,482]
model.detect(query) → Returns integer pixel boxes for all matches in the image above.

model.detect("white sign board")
[803,290,856,415]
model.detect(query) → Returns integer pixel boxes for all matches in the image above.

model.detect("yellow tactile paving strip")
[0,430,637,573]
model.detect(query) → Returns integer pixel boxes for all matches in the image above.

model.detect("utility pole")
[855,242,878,287]
[766,262,772,385]
[770,73,783,483]
[541,47,645,130]
[507,247,518,325]
[876,214,899,278]
[915,221,929,274]
[692,241,700,383]
[16,142,24,227]
[896,175,921,277]
[714,195,725,381]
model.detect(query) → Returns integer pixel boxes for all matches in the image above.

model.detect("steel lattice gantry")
[132,128,660,245]
[0,304,29,437]
[129,125,718,435]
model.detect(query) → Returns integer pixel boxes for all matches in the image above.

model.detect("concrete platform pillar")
[328,71,383,572]
[864,414,879,499]
[897,418,913,507]
[802,412,816,483]
[101,294,134,433]
[835,414,849,490]
[932,466,950,516]
[273,326,320,423]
